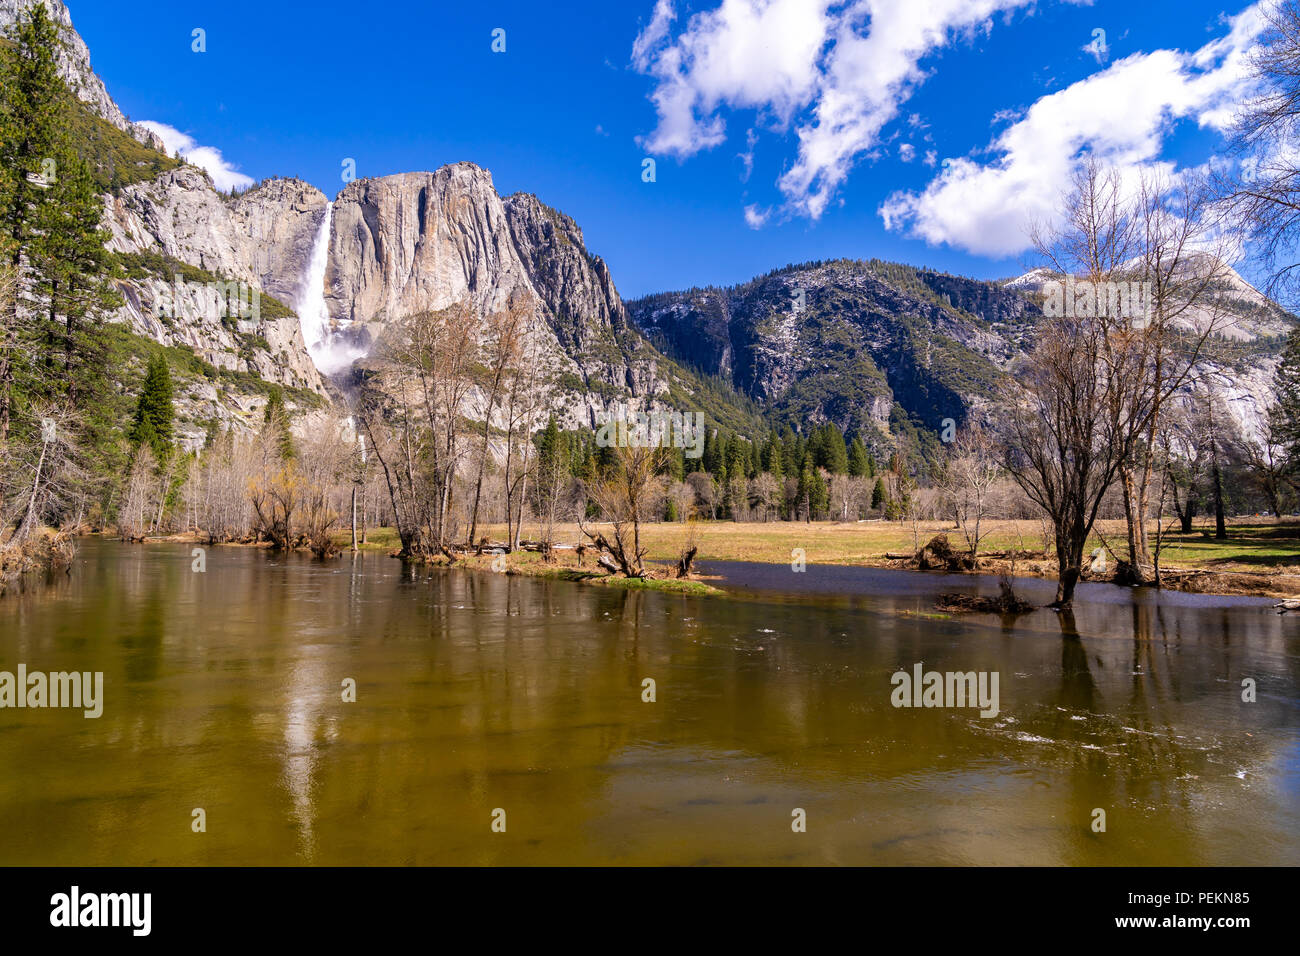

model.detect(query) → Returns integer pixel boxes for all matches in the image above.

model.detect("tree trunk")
[1211,450,1227,540]
[350,485,358,552]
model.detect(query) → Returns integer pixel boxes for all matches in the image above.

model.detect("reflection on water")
[0,540,1296,865]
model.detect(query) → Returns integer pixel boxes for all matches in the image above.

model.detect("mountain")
[1004,259,1298,443]
[628,256,1298,458]
[317,164,775,431]
[628,259,1040,458]
[5,0,1295,461]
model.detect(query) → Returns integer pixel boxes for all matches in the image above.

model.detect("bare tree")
[941,423,1001,558]
[578,444,667,577]
[1221,0,1300,307]
[468,297,528,545]
[1006,163,1142,606]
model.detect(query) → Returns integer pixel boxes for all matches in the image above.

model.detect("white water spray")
[297,202,365,375]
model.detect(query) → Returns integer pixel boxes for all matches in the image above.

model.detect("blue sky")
[72,0,1261,298]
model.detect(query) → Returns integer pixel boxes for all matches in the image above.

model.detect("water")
[0,539,1296,865]
[295,203,364,375]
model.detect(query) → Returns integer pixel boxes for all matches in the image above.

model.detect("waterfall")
[296,202,364,375]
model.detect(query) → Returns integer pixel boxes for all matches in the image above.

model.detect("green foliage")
[262,386,295,460]
[1272,327,1300,470]
[0,5,123,509]
[66,98,181,192]
[872,476,887,511]
[848,437,870,478]
[129,354,174,459]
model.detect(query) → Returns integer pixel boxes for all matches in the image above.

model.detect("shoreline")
[103,524,1300,602]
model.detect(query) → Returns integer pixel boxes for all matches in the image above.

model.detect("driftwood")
[675,545,698,579]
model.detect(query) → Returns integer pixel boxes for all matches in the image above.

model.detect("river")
[0,538,1296,865]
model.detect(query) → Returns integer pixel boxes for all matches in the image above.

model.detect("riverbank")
[0,528,76,595]
[117,517,1300,601]
[336,518,1300,600]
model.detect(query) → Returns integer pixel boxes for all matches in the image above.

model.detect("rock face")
[631,258,1298,454]
[325,163,669,424]
[0,0,164,149]
[230,177,328,306]
[628,260,1030,450]
[103,168,327,396]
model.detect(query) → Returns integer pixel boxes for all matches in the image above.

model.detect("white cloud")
[138,121,254,193]
[899,143,916,162]
[633,0,1036,218]
[739,127,759,181]
[878,4,1267,257]
[744,203,771,228]
[633,0,834,158]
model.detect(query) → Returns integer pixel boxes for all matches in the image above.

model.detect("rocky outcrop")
[629,260,1019,449]
[632,257,1298,455]
[230,177,328,306]
[102,168,327,396]
[325,163,670,425]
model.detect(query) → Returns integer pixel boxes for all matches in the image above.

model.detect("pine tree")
[129,355,174,459]
[703,427,724,475]
[0,4,121,494]
[262,386,295,460]
[848,437,869,477]
[764,434,785,481]
[1271,328,1300,469]
[665,445,685,481]
[0,4,66,439]
[822,423,849,474]
[872,476,887,512]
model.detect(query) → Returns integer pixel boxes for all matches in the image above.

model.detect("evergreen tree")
[725,434,747,478]
[1271,328,1300,470]
[703,427,724,475]
[664,445,685,481]
[536,415,564,486]
[848,437,869,478]
[809,467,829,519]
[764,434,785,481]
[821,423,849,474]
[872,476,888,512]
[0,5,121,495]
[129,354,174,459]
[262,386,295,460]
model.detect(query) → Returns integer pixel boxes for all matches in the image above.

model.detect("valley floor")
[337,518,1300,601]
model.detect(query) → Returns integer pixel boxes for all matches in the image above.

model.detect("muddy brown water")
[0,539,1296,865]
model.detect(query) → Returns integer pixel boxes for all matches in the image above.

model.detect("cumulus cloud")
[633,0,834,158]
[744,203,771,228]
[878,5,1267,258]
[137,121,254,193]
[633,0,1036,219]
